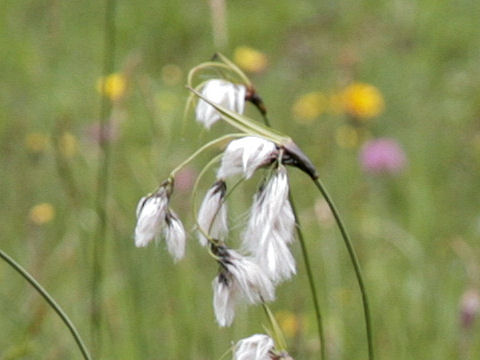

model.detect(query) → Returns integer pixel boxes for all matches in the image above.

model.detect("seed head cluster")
[134,74,304,358]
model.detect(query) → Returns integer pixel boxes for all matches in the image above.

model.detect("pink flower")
[360,138,407,175]
[85,121,119,145]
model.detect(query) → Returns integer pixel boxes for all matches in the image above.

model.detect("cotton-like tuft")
[197,181,228,246]
[217,136,277,179]
[195,79,246,129]
[134,189,169,247]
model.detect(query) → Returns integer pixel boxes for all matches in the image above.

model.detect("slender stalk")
[92,0,117,355]
[290,197,326,360]
[312,176,374,360]
[169,133,244,178]
[0,249,91,360]
[259,110,326,359]
[261,303,287,351]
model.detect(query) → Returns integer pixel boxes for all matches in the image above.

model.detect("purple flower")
[459,289,480,330]
[360,138,407,175]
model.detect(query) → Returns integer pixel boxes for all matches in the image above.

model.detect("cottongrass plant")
[133,54,374,359]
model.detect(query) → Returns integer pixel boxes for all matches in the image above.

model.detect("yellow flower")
[341,82,384,119]
[292,92,327,123]
[233,46,268,73]
[58,132,77,158]
[25,133,50,153]
[161,64,183,86]
[335,125,359,149]
[96,73,127,101]
[276,310,301,338]
[29,203,55,225]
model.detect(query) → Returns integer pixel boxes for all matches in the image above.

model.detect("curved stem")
[312,176,374,360]
[169,133,244,178]
[290,196,326,360]
[0,249,91,360]
[259,103,325,359]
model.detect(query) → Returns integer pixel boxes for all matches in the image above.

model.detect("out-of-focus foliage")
[1,0,480,359]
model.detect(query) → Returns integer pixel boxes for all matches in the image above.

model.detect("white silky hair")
[243,166,297,283]
[224,249,275,304]
[134,189,169,248]
[164,210,186,262]
[197,181,228,247]
[217,136,277,179]
[234,334,275,360]
[213,271,239,327]
[212,248,275,327]
[195,79,246,129]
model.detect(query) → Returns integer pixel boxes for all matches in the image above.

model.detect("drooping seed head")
[195,79,246,129]
[234,334,275,360]
[164,210,186,262]
[212,246,275,326]
[197,180,228,247]
[243,166,296,283]
[217,136,277,179]
[134,188,169,248]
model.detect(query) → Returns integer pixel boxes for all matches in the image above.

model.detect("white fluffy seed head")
[217,136,277,179]
[222,249,275,304]
[243,166,296,283]
[164,210,186,262]
[213,271,238,327]
[197,181,228,247]
[195,79,246,129]
[212,247,275,327]
[134,189,169,248]
[234,334,275,360]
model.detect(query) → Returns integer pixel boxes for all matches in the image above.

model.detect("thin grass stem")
[290,197,326,360]
[91,0,117,355]
[312,176,374,360]
[259,109,326,360]
[0,249,91,360]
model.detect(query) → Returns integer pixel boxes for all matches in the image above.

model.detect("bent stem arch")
[311,176,374,360]
[0,249,91,360]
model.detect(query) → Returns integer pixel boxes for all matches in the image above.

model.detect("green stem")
[169,133,244,178]
[92,0,117,355]
[0,249,91,360]
[312,176,374,360]
[290,196,326,360]
[259,105,325,359]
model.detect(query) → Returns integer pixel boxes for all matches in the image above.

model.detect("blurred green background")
[1,0,480,359]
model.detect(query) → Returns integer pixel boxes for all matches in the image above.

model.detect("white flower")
[134,188,169,247]
[225,249,275,304]
[164,210,186,262]
[243,166,296,283]
[197,181,228,247]
[213,271,239,327]
[195,79,246,129]
[213,247,275,327]
[234,334,275,360]
[217,136,277,179]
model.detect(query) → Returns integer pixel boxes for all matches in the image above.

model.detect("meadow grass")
[1,1,480,359]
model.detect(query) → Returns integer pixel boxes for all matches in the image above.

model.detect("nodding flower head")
[197,180,229,247]
[164,210,186,262]
[135,183,186,261]
[212,246,275,327]
[217,136,278,179]
[234,334,294,360]
[135,187,169,248]
[243,165,296,283]
[234,334,275,360]
[195,79,246,129]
